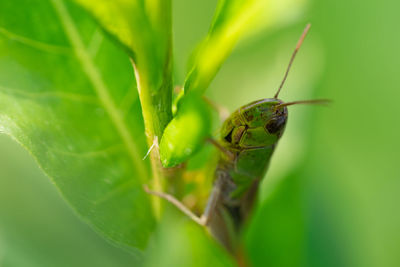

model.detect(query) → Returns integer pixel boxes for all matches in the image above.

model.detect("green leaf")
[72,0,171,92]
[184,0,307,94]
[72,0,173,139]
[244,170,306,266]
[0,136,142,266]
[144,211,235,267]
[0,0,154,251]
[72,1,174,202]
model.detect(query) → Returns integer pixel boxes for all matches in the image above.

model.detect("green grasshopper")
[145,24,327,250]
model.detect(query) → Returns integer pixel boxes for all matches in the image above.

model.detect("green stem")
[133,61,172,218]
[132,0,174,218]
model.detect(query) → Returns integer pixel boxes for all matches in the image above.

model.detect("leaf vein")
[0,85,99,104]
[0,27,70,54]
[51,0,148,183]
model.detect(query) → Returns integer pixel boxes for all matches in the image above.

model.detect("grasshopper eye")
[224,129,233,143]
[265,116,286,134]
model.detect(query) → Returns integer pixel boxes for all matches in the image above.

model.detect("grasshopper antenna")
[274,23,311,99]
[275,99,331,109]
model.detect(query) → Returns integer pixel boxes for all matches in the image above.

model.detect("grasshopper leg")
[144,173,225,225]
[143,185,207,226]
[207,138,235,161]
[201,175,224,225]
[143,182,224,227]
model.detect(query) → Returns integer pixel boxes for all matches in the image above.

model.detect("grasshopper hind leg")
[143,176,224,228]
[143,185,208,226]
[144,178,237,253]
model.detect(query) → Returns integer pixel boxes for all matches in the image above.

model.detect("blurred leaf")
[72,0,172,92]
[0,0,154,250]
[184,0,307,94]
[0,136,141,267]
[73,0,173,170]
[144,211,235,267]
[245,170,306,267]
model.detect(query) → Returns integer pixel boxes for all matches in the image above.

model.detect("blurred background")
[1,0,399,266]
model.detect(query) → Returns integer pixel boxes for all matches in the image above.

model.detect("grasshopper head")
[220,24,311,149]
[220,24,329,149]
[220,98,288,148]
[240,98,288,137]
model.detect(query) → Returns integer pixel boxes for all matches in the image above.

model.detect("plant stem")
[133,60,172,218]
[131,0,174,218]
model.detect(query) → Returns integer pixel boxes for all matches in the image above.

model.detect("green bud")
[160,93,211,167]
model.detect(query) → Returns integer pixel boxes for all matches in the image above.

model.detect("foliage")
[5,0,398,267]
[0,0,154,252]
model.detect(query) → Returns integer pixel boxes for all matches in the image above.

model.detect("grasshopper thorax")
[220,98,288,149]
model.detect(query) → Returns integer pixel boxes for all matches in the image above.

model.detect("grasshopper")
[145,24,327,250]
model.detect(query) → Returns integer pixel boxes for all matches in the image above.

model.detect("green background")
[1,0,399,266]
